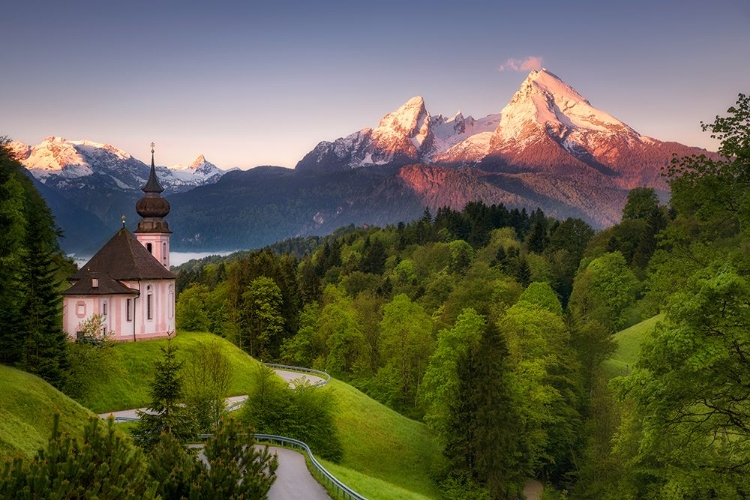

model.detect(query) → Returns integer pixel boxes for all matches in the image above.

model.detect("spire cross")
[150,142,155,154]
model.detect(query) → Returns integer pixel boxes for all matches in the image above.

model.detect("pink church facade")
[62,147,176,342]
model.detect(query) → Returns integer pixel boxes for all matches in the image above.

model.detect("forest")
[0,93,749,499]
[173,94,750,499]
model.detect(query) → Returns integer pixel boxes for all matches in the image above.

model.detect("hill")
[87,332,441,498]
[0,364,94,461]
[82,331,264,413]
[322,379,442,499]
[604,314,663,378]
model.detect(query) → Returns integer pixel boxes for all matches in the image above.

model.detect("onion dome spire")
[135,142,171,232]
[142,142,165,194]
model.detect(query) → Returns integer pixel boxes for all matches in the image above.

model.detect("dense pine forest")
[1,94,749,499]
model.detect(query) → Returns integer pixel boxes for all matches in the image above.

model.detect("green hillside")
[89,331,441,498]
[323,379,441,499]
[0,364,94,461]
[84,331,264,413]
[604,314,664,378]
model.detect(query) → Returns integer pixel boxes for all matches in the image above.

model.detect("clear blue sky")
[2,0,748,169]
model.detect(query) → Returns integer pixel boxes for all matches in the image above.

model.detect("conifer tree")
[443,323,524,499]
[133,333,196,448]
[0,414,157,499]
[19,188,70,389]
[0,139,69,389]
[192,417,278,499]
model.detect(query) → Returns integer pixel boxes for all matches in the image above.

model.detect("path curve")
[273,368,326,387]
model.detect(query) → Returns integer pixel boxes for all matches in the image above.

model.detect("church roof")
[64,272,138,296]
[70,228,176,282]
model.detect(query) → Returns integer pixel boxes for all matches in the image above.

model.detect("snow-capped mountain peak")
[190,154,208,169]
[494,68,635,143]
[375,96,429,137]
[12,137,227,194]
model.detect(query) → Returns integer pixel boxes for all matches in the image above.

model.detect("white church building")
[63,146,176,341]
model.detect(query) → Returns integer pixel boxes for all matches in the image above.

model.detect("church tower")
[135,143,171,268]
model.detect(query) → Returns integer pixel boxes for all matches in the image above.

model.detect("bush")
[240,365,343,461]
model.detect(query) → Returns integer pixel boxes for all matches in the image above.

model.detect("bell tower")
[135,142,171,268]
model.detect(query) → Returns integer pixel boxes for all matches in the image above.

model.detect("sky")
[2,0,749,170]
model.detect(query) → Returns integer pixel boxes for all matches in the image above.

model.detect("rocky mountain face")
[17,70,717,253]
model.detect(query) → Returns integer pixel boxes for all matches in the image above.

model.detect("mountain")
[16,70,717,253]
[295,96,502,172]
[10,137,228,254]
[294,69,713,228]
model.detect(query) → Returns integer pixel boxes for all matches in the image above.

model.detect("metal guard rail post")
[262,363,331,387]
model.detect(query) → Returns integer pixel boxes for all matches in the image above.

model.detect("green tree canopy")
[569,251,639,332]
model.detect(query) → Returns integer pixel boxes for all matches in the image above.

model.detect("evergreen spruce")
[443,323,524,499]
[20,189,70,389]
[0,414,158,499]
[192,417,278,499]
[133,333,196,448]
[0,139,69,388]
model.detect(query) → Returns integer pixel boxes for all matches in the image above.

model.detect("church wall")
[62,279,175,342]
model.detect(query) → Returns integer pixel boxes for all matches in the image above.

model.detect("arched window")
[147,242,153,254]
[147,285,153,320]
[163,242,167,266]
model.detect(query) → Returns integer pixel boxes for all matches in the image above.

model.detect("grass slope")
[85,331,441,498]
[0,364,94,461]
[84,331,263,413]
[323,379,442,499]
[604,314,664,378]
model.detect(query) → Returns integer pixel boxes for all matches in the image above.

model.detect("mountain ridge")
[11,69,718,253]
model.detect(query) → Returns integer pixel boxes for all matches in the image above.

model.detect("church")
[62,145,176,341]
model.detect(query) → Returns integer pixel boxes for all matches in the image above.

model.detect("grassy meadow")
[604,314,663,378]
[0,364,94,460]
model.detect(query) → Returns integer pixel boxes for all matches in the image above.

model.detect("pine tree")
[0,414,158,499]
[19,188,70,389]
[442,323,525,499]
[0,139,69,389]
[473,323,525,499]
[133,333,196,448]
[192,417,278,499]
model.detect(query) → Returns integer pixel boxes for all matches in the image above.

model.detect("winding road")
[99,368,331,500]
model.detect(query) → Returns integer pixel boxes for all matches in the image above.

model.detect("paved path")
[268,446,330,500]
[273,368,326,387]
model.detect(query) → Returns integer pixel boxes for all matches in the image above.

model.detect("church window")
[102,301,107,316]
[147,243,153,254]
[147,286,153,320]
[168,285,174,319]
[76,301,86,318]
[163,242,167,265]
[126,298,133,321]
